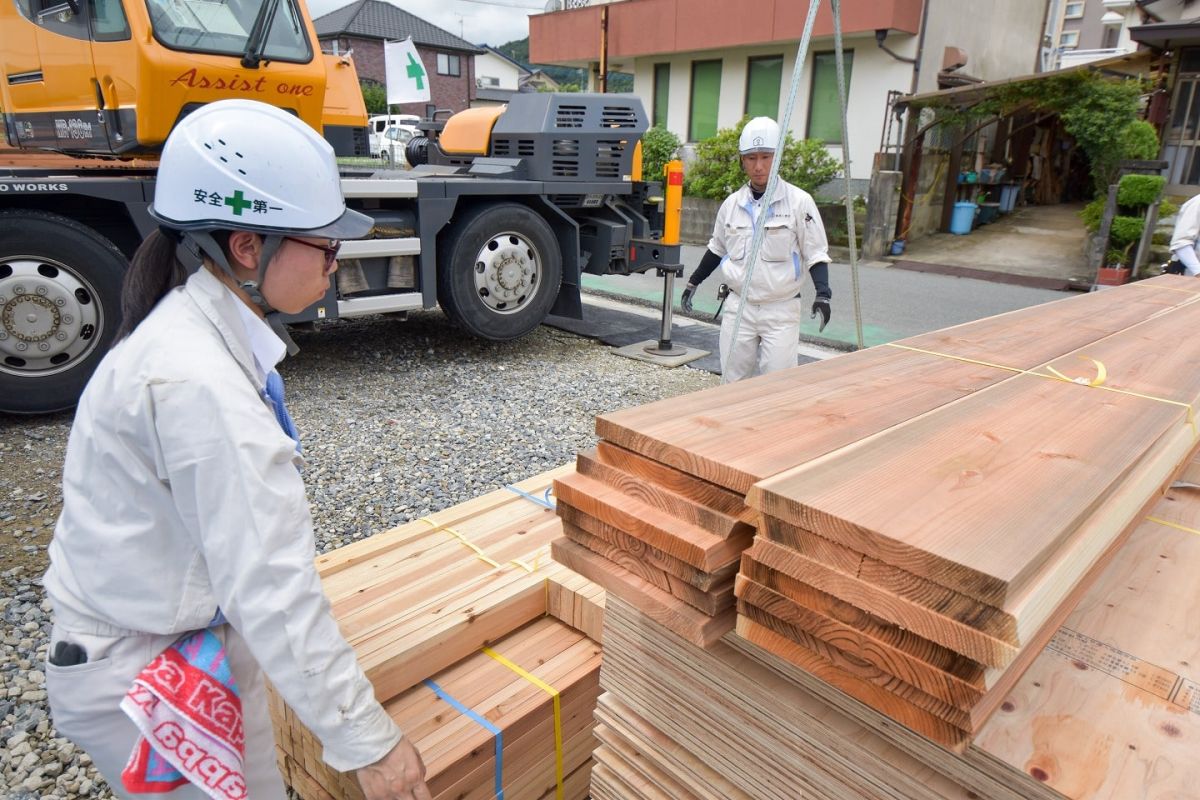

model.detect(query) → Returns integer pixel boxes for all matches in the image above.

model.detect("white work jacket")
[44,267,401,772]
[707,180,830,304]
[1170,193,1200,276]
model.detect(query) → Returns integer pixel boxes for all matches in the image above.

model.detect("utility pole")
[598,4,608,92]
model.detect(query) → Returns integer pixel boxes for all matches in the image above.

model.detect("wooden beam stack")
[549,277,1200,652]
[269,466,606,800]
[564,276,1200,798]
[738,279,1200,747]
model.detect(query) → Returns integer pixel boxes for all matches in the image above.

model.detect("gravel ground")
[0,310,718,799]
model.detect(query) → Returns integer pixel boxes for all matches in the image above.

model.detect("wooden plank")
[315,464,570,579]
[735,574,984,709]
[550,537,734,647]
[577,448,753,537]
[558,502,735,591]
[563,521,734,615]
[737,601,973,732]
[596,283,1196,494]
[760,517,1018,644]
[749,374,1182,607]
[595,440,755,522]
[745,537,1019,667]
[553,471,750,571]
[739,555,987,694]
[749,299,1200,608]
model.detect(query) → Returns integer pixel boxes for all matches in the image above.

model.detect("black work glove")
[681,284,696,313]
[811,299,831,332]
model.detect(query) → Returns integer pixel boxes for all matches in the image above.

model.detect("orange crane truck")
[0,0,678,413]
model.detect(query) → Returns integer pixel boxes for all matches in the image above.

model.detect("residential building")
[1047,0,1147,69]
[473,46,531,106]
[529,0,1052,183]
[313,0,483,117]
[1131,4,1200,190]
[522,69,563,92]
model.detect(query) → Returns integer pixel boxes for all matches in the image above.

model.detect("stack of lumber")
[594,457,1200,798]
[268,465,607,800]
[738,282,1200,748]
[550,277,1200,652]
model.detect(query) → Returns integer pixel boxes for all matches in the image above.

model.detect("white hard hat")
[739,117,781,155]
[149,99,372,239]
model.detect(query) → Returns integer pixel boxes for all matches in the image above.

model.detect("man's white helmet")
[149,99,372,239]
[739,116,781,155]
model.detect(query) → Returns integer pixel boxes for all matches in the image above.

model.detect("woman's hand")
[356,736,431,800]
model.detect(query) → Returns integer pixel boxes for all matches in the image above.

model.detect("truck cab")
[0,0,364,156]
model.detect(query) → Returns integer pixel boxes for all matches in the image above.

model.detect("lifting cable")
[727,0,865,352]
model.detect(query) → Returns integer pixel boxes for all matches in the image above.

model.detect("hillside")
[496,36,633,93]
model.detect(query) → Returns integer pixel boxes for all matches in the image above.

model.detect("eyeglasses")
[284,237,341,274]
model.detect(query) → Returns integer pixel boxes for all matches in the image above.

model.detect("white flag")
[384,38,431,105]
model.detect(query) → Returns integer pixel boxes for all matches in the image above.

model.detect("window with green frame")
[807,50,853,144]
[653,63,670,128]
[744,55,782,119]
[689,60,722,142]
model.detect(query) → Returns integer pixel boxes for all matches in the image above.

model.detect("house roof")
[897,49,1157,110]
[313,0,484,53]
[479,45,531,75]
[1129,19,1200,48]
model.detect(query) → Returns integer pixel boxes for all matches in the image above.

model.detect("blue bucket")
[950,202,977,235]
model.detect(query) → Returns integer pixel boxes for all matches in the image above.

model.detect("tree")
[683,118,841,199]
[360,80,387,115]
[640,126,682,183]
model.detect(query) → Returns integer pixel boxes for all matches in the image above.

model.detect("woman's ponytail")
[114,228,188,342]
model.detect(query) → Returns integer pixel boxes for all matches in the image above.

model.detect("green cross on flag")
[384,38,431,104]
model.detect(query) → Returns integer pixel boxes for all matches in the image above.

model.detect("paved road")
[581,244,1071,350]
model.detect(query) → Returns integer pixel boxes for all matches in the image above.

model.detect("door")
[29,0,107,150]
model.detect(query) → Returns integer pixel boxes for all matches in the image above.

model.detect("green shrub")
[683,117,841,199]
[1080,198,1105,231]
[640,126,682,184]
[360,80,387,115]
[1109,215,1144,248]
[1117,174,1165,207]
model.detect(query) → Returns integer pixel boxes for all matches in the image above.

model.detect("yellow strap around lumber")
[482,645,564,800]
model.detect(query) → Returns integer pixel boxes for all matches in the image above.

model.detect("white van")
[367,114,421,156]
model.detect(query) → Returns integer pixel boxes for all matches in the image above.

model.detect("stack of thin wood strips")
[552,276,1200,657]
[268,465,606,800]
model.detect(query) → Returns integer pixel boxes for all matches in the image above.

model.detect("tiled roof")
[314,0,484,53]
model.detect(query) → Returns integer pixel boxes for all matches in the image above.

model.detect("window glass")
[1064,1,1083,18]
[653,62,670,128]
[91,0,131,40]
[13,0,34,20]
[745,55,782,119]
[1059,30,1079,48]
[437,53,460,77]
[143,0,312,62]
[688,60,721,142]
[807,50,853,144]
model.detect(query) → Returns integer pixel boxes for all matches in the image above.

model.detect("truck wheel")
[437,204,562,341]
[0,211,126,414]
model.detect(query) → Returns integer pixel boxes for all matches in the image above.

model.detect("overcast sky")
[307,0,542,48]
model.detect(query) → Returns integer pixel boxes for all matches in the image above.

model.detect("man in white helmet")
[680,116,832,383]
[43,100,430,800]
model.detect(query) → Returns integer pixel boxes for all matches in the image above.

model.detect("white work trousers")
[45,623,287,800]
[718,294,803,383]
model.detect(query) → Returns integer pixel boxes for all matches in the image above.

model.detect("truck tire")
[0,211,126,414]
[437,203,562,341]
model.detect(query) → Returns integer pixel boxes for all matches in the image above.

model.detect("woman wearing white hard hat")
[681,116,832,383]
[43,99,431,800]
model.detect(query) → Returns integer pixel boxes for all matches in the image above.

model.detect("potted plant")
[1096,246,1132,286]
